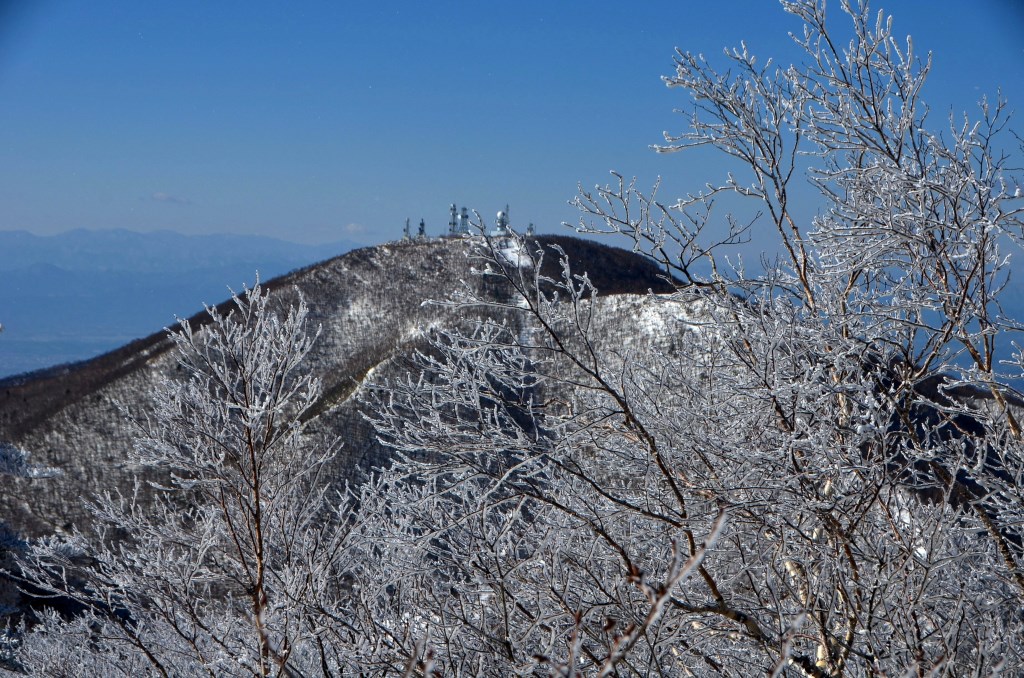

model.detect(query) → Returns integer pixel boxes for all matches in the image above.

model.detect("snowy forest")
[3,0,1024,675]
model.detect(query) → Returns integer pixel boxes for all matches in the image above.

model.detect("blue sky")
[1,1,1022,246]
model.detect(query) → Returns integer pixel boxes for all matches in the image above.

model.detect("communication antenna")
[492,207,510,237]
[418,218,426,238]
[404,218,411,240]
[449,203,458,236]
[526,222,535,237]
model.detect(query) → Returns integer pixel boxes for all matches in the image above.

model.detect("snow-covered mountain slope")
[0,236,677,537]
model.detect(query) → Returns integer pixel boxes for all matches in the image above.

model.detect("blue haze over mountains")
[0,229,355,378]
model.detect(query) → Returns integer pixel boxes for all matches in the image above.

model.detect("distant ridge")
[0,229,359,377]
[0,229,356,273]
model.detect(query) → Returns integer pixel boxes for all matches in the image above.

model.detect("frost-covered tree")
[7,0,1024,676]
[0,443,58,668]
[349,0,1024,675]
[0,445,56,483]
[10,284,352,677]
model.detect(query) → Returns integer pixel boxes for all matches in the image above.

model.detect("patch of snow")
[494,238,532,268]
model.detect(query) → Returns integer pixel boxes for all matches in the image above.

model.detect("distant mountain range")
[0,229,357,377]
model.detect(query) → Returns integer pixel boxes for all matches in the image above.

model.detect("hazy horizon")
[2,1,1021,247]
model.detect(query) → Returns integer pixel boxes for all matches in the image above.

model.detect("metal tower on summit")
[404,203,525,241]
[449,204,470,236]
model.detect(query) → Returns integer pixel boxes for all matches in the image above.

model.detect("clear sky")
[1,1,1022,246]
